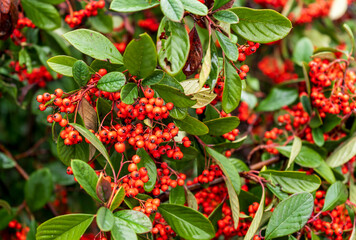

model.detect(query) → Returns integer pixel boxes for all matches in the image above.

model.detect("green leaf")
[186,188,198,210]
[97,207,115,231]
[286,136,302,169]
[321,114,341,133]
[343,23,355,54]
[230,158,249,172]
[25,168,53,211]
[244,186,265,240]
[124,33,157,78]
[21,0,60,30]
[204,117,240,136]
[57,134,89,166]
[110,187,125,211]
[208,202,223,231]
[71,159,100,202]
[169,186,186,205]
[158,204,215,240]
[170,107,188,119]
[293,37,314,66]
[0,208,15,230]
[314,161,336,184]
[206,43,219,89]
[72,60,91,87]
[260,170,321,194]
[160,0,184,22]
[265,193,314,240]
[152,84,196,108]
[36,214,94,240]
[70,123,111,165]
[89,10,113,34]
[111,218,137,240]
[322,181,348,211]
[97,72,126,92]
[277,145,323,168]
[0,152,15,169]
[90,60,124,73]
[216,31,238,61]
[47,56,77,77]
[136,148,157,192]
[310,110,323,128]
[225,177,240,229]
[121,83,138,105]
[213,10,239,24]
[206,147,241,193]
[180,79,217,108]
[212,0,231,10]
[230,7,292,43]
[199,39,211,89]
[326,134,356,167]
[174,115,209,135]
[180,0,208,16]
[19,48,32,72]
[222,61,242,113]
[114,210,152,233]
[266,183,289,200]
[157,17,189,75]
[110,0,159,12]
[256,87,298,112]
[64,29,123,64]
[300,95,312,115]
[312,128,325,147]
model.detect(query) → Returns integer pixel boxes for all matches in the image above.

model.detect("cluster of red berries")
[10,14,35,45]
[309,58,355,117]
[133,198,161,216]
[187,164,223,185]
[238,101,258,125]
[258,56,298,83]
[152,162,186,196]
[288,0,331,24]
[264,127,283,154]
[138,18,159,32]
[237,41,260,62]
[152,212,176,240]
[65,1,105,28]
[279,102,310,130]
[253,0,287,8]
[17,14,35,29]
[121,156,149,198]
[10,62,55,87]
[306,190,353,239]
[5,220,29,240]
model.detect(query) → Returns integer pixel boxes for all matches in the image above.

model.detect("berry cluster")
[309,58,356,117]
[258,56,298,83]
[152,212,176,239]
[17,14,35,29]
[10,62,55,87]
[65,1,105,28]
[306,190,353,239]
[237,41,260,62]
[133,198,161,216]
[6,220,29,240]
[152,162,186,196]
[288,0,331,24]
[187,164,223,185]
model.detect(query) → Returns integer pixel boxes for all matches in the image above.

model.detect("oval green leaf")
[96,207,115,232]
[47,56,78,77]
[97,72,126,92]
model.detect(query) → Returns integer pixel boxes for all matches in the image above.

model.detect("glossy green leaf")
[111,218,137,240]
[293,37,313,66]
[225,177,240,229]
[230,7,292,43]
[260,170,321,194]
[222,61,242,113]
[170,107,188,119]
[169,186,186,205]
[216,31,238,61]
[265,193,314,240]
[97,207,115,231]
[89,10,113,34]
[120,83,138,105]
[300,95,312,115]
[174,115,209,135]
[213,10,239,24]
[326,134,356,167]
[312,128,325,147]
[19,48,32,72]
[114,210,152,233]
[277,145,323,168]
[186,188,198,210]
[314,161,336,184]
[208,202,223,231]
[0,152,15,169]
[204,117,240,136]
[64,29,123,64]
[110,187,125,211]
[25,168,53,211]
[72,60,91,87]
[110,0,159,12]
[160,0,184,22]
[153,84,196,108]
[136,148,157,192]
[71,160,100,202]
[47,56,77,77]
[158,204,215,240]
[22,0,60,30]
[206,43,219,89]
[57,134,89,166]
[256,87,298,112]
[36,214,94,240]
[286,136,302,169]
[124,33,157,78]
[180,0,208,16]
[157,17,189,75]
[199,39,211,89]
[212,0,231,10]
[321,114,341,133]
[206,147,241,193]
[97,72,126,92]
[322,181,348,211]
